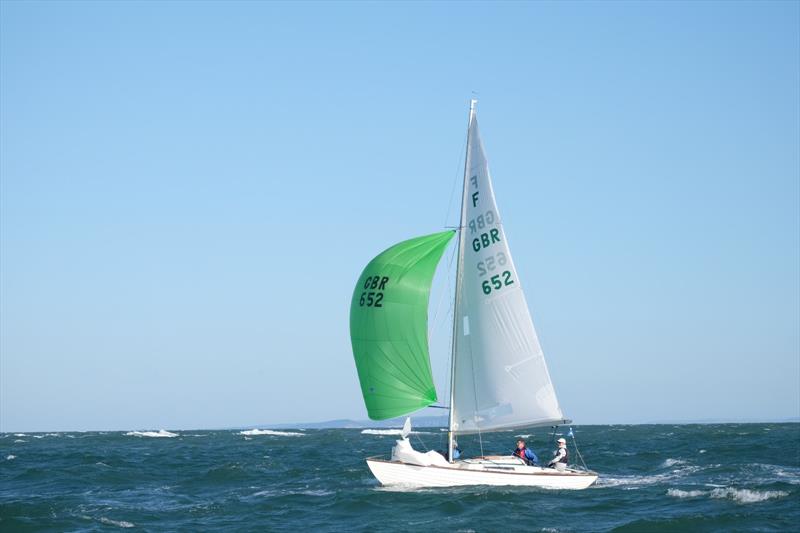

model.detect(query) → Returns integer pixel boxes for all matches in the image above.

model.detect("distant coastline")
[2,417,798,434]
[257,415,800,431]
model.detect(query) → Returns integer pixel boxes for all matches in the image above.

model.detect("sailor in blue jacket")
[512,439,540,466]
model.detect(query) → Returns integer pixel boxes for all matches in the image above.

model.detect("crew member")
[548,437,569,471]
[512,439,539,466]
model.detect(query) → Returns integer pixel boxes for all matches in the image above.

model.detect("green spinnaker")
[350,230,455,420]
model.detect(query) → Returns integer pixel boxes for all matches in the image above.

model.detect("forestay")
[350,231,455,420]
[451,110,565,434]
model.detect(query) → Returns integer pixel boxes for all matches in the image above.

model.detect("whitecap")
[13,439,25,443]
[699,449,707,454]
[125,430,178,438]
[361,429,405,436]
[13,433,26,437]
[239,429,304,437]
[375,483,438,492]
[710,487,789,504]
[98,517,135,528]
[360,429,429,436]
[300,489,334,496]
[596,474,671,488]
[660,458,688,468]
[6,455,16,460]
[596,465,702,489]
[667,488,705,498]
[748,463,800,485]
[514,434,533,438]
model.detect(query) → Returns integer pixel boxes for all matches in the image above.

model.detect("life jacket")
[555,446,569,464]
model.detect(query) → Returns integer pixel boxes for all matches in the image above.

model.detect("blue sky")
[1,1,798,432]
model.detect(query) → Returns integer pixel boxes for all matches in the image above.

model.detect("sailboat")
[350,100,598,489]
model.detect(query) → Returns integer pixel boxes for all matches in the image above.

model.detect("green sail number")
[350,230,455,420]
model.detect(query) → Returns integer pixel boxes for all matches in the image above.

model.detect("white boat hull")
[367,456,598,489]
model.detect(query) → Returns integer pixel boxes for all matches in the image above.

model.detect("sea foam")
[99,517,135,528]
[710,487,789,504]
[361,429,405,436]
[239,429,304,437]
[360,429,432,436]
[125,430,179,438]
[666,488,705,498]
[667,487,789,504]
[597,463,702,489]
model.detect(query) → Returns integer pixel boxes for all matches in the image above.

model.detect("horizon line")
[2,417,798,434]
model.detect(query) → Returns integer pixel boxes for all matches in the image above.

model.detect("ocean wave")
[711,487,789,504]
[360,429,430,436]
[749,463,800,485]
[375,483,440,492]
[666,488,705,498]
[660,458,688,468]
[13,433,27,437]
[251,488,334,498]
[13,439,25,443]
[6,454,16,460]
[667,487,789,504]
[361,429,405,436]
[299,489,333,496]
[597,465,702,489]
[239,429,304,437]
[99,517,135,528]
[125,430,179,438]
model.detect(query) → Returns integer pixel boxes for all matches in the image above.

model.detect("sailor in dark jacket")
[548,437,569,470]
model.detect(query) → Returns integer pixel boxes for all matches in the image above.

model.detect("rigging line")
[428,240,458,344]
[570,430,590,471]
[412,433,430,452]
[443,126,470,228]
[433,236,458,406]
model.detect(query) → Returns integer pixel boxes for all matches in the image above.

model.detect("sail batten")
[350,231,455,420]
[450,112,565,435]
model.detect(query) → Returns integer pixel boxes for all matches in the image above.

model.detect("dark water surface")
[1,424,798,531]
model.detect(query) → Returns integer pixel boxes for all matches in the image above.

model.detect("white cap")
[557,437,567,444]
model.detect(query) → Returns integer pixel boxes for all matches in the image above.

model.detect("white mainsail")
[450,103,566,434]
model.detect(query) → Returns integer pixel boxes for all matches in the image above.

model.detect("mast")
[447,98,476,462]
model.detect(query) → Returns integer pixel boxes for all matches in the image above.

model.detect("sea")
[1,423,798,532]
